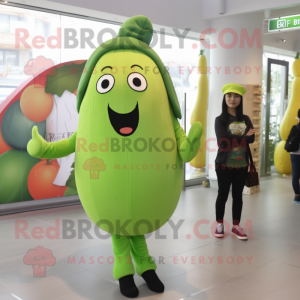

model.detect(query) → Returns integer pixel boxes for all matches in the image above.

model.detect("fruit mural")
[27,159,68,200]
[190,49,209,169]
[0,60,85,204]
[274,53,300,174]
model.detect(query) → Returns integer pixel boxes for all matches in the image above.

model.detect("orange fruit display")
[28,159,67,200]
[0,116,12,155]
[20,84,53,122]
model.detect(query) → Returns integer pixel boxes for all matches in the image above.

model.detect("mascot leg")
[111,234,139,298]
[130,235,164,293]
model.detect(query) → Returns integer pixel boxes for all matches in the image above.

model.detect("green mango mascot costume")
[27,15,202,298]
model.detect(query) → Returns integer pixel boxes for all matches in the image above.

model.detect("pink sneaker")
[214,223,224,238]
[232,225,248,240]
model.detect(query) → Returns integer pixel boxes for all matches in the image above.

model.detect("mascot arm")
[171,110,202,163]
[27,126,76,159]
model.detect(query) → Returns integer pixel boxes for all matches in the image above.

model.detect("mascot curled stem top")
[27,15,202,296]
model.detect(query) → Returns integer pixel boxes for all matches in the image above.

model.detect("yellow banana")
[190,49,209,169]
[274,52,300,174]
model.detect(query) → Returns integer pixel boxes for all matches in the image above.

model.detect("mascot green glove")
[27,15,202,298]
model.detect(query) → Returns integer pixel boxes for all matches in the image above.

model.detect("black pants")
[215,165,248,225]
[291,154,300,195]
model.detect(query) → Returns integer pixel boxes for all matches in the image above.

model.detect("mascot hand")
[179,121,202,162]
[27,126,47,158]
[188,122,202,142]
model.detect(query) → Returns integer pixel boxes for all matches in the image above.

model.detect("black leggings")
[215,165,248,225]
[291,154,300,195]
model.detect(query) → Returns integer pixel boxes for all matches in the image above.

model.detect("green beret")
[222,83,246,96]
[76,15,182,119]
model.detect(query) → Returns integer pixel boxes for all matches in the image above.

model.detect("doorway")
[261,58,289,175]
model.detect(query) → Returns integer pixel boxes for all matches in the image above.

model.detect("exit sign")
[269,15,300,32]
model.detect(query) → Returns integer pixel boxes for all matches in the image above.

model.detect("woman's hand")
[245,129,255,136]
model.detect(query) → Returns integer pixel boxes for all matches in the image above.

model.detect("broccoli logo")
[23,246,56,277]
[83,157,106,179]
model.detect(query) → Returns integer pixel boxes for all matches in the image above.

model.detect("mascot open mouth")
[108,103,139,136]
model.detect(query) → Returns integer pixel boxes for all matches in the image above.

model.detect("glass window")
[60,15,120,62]
[0,3,210,184]
[0,50,3,65]
[0,14,9,33]
[261,51,294,174]
[4,50,18,66]
[34,19,51,38]
[0,5,61,107]
[9,15,23,34]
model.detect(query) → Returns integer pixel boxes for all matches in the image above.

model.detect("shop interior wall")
[203,0,300,20]
[264,29,300,54]
[8,0,209,36]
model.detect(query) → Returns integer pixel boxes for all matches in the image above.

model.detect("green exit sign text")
[269,15,300,32]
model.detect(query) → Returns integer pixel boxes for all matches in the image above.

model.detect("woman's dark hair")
[298,108,300,119]
[220,94,244,122]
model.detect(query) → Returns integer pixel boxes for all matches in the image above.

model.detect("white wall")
[203,0,300,20]
[47,0,208,33]
[264,29,300,54]
[9,0,209,36]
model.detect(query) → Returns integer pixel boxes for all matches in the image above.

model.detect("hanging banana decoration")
[190,49,209,169]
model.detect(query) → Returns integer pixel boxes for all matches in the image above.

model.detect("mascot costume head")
[27,15,202,298]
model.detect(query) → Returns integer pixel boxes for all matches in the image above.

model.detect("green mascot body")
[77,49,183,236]
[27,15,202,296]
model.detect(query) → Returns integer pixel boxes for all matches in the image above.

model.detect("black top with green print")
[214,114,255,170]
[225,116,248,168]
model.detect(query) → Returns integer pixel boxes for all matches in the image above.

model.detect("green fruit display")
[64,187,78,196]
[65,162,77,191]
[0,149,40,204]
[45,62,86,97]
[1,100,46,150]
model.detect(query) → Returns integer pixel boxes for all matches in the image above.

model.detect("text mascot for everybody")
[27,15,202,298]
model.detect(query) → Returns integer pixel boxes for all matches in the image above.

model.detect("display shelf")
[241,84,262,195]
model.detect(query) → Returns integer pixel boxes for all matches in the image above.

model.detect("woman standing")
[214,83,255,240]
[286,108,300,203]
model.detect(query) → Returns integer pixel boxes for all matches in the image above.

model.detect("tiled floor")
[1,175,300,300]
